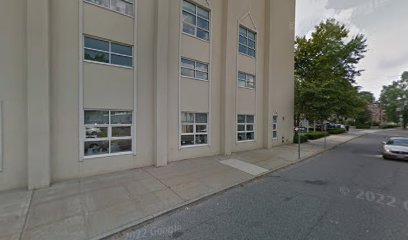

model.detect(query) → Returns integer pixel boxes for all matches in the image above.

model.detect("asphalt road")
[112,129,408,240]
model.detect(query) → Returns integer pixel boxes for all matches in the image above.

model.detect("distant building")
[368,103,386,123]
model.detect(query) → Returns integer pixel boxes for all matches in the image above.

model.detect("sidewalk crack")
[18,190,33,240]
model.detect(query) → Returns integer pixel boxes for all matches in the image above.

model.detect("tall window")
[181,58,209,80]
[237,114,255,141]
[84,110,132,157]
[181,112,208,146]
[84,36,133,67]
[238,72,255,89]
[84,0,134,16]
[272,114,278,139]
[182,0,210,41]
[239,26,256,57]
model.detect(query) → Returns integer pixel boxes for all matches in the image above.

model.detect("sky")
[295,0,408,99]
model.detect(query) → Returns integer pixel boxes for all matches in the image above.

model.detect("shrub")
[346,119,355,126]
[371,121,380,127]
[356,123,371,129]
[293,134,308,143]
[379,122,400,129]
[327,128,346,134]
[303,131,328,140]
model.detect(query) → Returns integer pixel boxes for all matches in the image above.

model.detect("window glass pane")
[246,124,254,131]
[181,58,195,69]
[182,1,196,13]
[197,18,209,30]
[181,135,194,145]
[84,49,109,63]
[273,131,277,138]
[111,43,132,56]
[239,44,247,54]
[239,35,247,45]
[85,127,108,139]
[273,124,277,130]
[85,37,109,51]
[273,116,278,123]
[182,23,195,35]
[85,0,109,7]
[195,135,208,144]
[85,111,109,124]
[246,115,255,123]
[248,48,256,57]
[112,126,131,137]
[237,115,245,123]
[195,71,208,80]
[197,7,209,20]
[196,125,207,133]
[248,40,255,49]
[195,62,208,72]
[181,68,195,77]
[237,133,246,141]
[111,54,132,67]
[111,0,132,15]
[246,132,255,140]
[110,139,132,153]
[111,111,132,124]
[182,125,194,133]
[84,141,109,156]
[182,11,196,25]
[195,113,207,123]
[237,125,245,131]
[238,79,246,88]
[248,31,255,40]
[181,112,194,123]
[239,27,247,36]
[197,29,209,40]
[238,72,246,80]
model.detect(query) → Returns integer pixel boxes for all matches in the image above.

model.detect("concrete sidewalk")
[0,130,376,240]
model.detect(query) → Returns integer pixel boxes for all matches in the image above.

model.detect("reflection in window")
[239,26,256,57]
[238,72,256,89]
[181,57,209,80]
[237,114,255,141]
[84,110,133,157]
[180,112,208,146]
[182,0,210,41]
[84,36,133,67]
[84,0,134,16]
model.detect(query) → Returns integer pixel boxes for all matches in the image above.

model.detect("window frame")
[238,25,256,58]
[237,114,256,142]
[272,114,278,140]
[84,36,133,68]
[83,110,133,159]
[181,57,209,81]
[237,71,256,89]
[180,112,209,148]
[84,0,135,17]
[181,0,211,41]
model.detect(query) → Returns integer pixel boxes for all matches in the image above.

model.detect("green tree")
[295,19,367,126]
[359,91,375,104]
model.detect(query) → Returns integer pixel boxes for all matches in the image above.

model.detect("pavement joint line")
[101,132,369,240]
[18,190,33,240]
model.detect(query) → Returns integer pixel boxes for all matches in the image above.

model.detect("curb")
[100,132,367,240]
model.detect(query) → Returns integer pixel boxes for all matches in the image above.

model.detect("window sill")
[236,140,256,143]
[238,52,256,59]
[83,151,133,160]
[181,75,209,82]
[84,1,134,19]
[182,32,210,43]
[83,60,133,70]
[238,86,256,90]
[180,144,209,149]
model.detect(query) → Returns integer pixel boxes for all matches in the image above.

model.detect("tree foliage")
[295,19,368,124]
[379,71,408,126]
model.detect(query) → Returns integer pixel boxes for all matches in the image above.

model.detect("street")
[111,129,408,240]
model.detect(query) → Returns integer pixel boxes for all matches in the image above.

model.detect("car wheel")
[382,155,389,160]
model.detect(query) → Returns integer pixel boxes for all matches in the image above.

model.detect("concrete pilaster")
[27,0,51,189]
